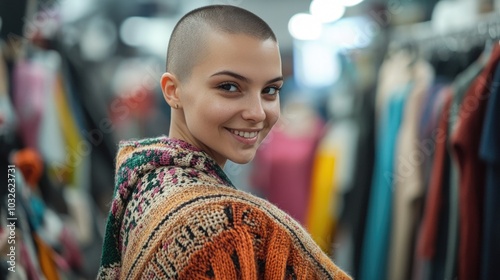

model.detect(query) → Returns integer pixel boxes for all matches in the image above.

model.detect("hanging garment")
[445,53,487,280]
[306,119,358,254]
[12,148,43,189]
[335,88,376,279]
[388,60,434,280]
[375,50,413,119]
[37,71,66,181]
[0,52,17,138]
[479,59,500,280]
[3,171,45,279]
[306,128,338,253]
[12,60,47,149]
[451,43,500,280]
[359,84,411,280]
[415,87,451,268]
[251,115,324,226]
[53,73,84,186]
[59,227,83,271]
[33,234,60,280]
[20,242,40,280]
[413,87,451,279]
[417,80,449,195]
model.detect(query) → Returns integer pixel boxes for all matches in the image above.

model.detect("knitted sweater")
[98,136,351,279]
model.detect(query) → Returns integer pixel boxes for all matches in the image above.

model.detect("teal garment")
[359,85,411,280]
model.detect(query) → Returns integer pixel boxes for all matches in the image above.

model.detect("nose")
[241,93,266,123]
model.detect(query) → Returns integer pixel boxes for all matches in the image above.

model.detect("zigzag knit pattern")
[98,136,351,279]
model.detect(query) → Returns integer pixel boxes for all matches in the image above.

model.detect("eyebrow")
[210,70,283,85]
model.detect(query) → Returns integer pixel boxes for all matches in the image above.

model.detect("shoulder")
[122,185,350,279]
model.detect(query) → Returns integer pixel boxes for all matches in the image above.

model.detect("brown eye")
[218,83,239,92]
[262,86,280,96]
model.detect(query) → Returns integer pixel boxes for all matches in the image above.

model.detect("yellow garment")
[52,73,82,186]
[306,140,339,254]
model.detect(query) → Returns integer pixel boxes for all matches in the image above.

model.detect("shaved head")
[166,5,277,82]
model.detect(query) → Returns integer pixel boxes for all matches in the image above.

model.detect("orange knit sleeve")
[178,225,257,279]
[175,202,352,280]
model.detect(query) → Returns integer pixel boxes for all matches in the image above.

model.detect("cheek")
[265,101,280,127]
[190,98,232,128]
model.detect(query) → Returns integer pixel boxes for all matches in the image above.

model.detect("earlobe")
[160,72,181,108]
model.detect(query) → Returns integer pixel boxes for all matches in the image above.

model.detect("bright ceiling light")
[120,17,174,55]
[310,0,346,23]
[341,0,365,7]
[295,41,341,88]
[61,0,97,23]
[120,17,147,47]
[288,13,322,41]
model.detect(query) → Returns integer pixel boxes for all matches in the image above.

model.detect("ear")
[160,72,181,108]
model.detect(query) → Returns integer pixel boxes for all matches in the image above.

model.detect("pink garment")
[251,118,324,226]
[13,60,51,148]
[20,241,40,280]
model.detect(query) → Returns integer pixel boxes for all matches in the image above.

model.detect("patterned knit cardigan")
[98,136,351,279]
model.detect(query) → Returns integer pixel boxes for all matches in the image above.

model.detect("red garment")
[451,44,500,280]
[417,88,452,258]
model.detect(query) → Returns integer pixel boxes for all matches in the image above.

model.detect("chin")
[229,154,256,165]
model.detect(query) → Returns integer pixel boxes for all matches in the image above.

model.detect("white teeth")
[231,129,258,138]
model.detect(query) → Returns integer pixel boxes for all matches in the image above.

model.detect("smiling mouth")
[228,129,259,139]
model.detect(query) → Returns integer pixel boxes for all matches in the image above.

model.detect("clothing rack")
[389,12,500,56]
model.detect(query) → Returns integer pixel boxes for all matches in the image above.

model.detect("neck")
[169,118,227,168]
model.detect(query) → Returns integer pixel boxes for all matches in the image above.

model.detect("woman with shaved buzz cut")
[98,5,351,279]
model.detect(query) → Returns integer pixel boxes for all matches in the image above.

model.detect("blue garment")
[359,85,411,280]
[479,62,500,280]
[417,81,448,192]
[418,79,448,141]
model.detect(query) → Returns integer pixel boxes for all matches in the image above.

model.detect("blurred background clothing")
[1,0,500,279]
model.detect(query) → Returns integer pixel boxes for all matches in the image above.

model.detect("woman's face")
[175,32,282,167]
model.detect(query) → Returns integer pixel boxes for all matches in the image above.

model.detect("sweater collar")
[114,136,235,196]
